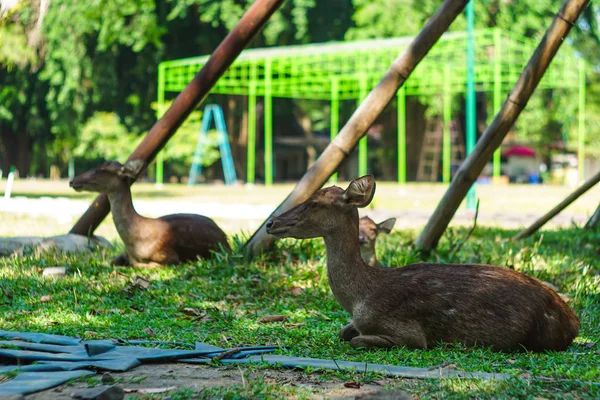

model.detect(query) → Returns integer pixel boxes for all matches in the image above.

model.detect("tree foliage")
[0,0,597,177]
[349,0,599,159]
[0,0,353,176]
[74,109,221,168]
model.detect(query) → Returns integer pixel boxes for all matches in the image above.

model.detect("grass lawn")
[1,223,599,398]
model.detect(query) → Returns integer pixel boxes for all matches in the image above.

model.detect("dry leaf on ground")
[143,327,155,336]
[258,315,287,323]
[289,286,304,296]
[124,386,177,394]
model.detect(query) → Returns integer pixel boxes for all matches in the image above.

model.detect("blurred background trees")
[0,0,598,178]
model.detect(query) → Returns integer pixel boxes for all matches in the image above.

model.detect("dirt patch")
[24,364,400,399]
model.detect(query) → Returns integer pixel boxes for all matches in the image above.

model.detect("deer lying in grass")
[70,160,230,267]
[266,176,579,351]
[359,216,396,267]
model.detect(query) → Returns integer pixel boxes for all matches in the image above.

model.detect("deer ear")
[342,175,376,208]
[377,217,396,234]
[100,162,122,174]
[119,159,146,179]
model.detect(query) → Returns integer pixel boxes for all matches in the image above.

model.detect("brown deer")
[359,216,396,266]
[266,176,579,351]
[69,160,230,267]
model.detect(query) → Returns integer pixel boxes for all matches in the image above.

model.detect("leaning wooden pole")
[585,202,600,230]
[69,0,284,236]
[415,0,590,251]
[244,0,470,256]
[513,169,600,240]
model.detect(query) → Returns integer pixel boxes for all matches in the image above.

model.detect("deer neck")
[360,246,379,267]
[323,214,376,314]
[106,184,149,247]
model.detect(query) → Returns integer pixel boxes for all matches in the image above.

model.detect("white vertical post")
[4,172,15,199]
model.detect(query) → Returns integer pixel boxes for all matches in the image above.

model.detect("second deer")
[266,175,579,352]
[359,216,396,266]
[70,160,230,267]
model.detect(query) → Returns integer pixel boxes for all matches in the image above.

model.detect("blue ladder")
[188,104,237,186]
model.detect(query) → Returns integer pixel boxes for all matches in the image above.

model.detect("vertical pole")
[493,28,502,179]
[156,153,164,187]
[358,75,368,177]
[330,77,340,183]
[578,59,586,182]
[264,58,273,186]
[68,158,75,180]
[247,61,257,184]
[465,0,477,209]
[443,65,452,184]
[156,63,166,187]
[397,86,406,184]
[4,168,15,200]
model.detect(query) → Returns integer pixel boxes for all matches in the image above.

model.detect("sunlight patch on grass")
[1,226,599,398]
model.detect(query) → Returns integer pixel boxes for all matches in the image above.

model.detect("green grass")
[1,226,599,398]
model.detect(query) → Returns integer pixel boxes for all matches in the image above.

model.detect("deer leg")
[350,319,428,349]
[112,252,130,266]
[130,261,164,268]
[350,335,396,349]
[112,253,163,268]
[339,322,360,341]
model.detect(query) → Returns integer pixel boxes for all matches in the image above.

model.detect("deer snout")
[266,219,282,235]
[358,235,368,245]
[265,217,296,237]
[69,178,84,191]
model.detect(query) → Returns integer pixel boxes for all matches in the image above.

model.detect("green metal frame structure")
[157,28,586,186]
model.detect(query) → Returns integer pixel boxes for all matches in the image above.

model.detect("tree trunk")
[415,0,590,251]
[293,105,317,169]
[236,95,249,180]
[0,131,17,173]
[1,71,38,177]
[243,0,470,257]
[17,129,31,176]
[226,95,245,179]
[0,128,32,176]
[585,203,600,230]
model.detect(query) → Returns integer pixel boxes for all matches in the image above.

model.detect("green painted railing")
[157,28,585,185]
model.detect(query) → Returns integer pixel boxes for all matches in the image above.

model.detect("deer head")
[359,216,396,266]
[69,160,146,193]
[266,175,376,239]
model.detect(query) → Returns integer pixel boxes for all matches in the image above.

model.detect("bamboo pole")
[585,202,600,230]
[243,0,470,256]
[415,0,590,251]
[330,77,340,183]
[513,169,600,240]
[397,87,406,184]
[492,28,502,179]
[69,0,285,236]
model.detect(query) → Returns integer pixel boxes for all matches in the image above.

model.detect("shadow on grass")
[1,227,599,398]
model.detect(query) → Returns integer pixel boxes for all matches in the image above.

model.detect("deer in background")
[70,160,230,267]
[266,175,579,351]
[359,216,396,266]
